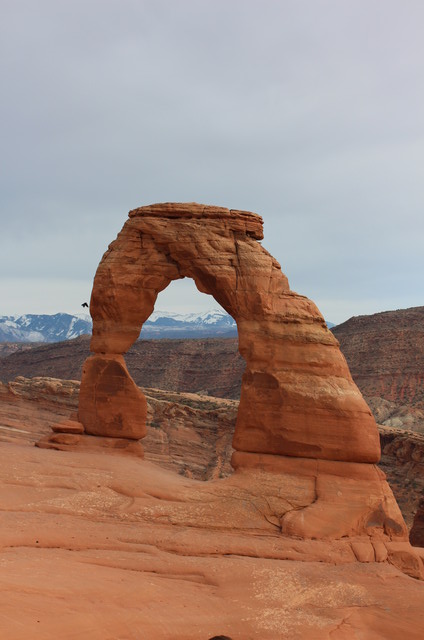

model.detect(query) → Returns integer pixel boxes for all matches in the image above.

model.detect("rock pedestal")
[78,354,147,439]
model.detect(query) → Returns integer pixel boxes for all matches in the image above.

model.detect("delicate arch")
[78,203,380,464]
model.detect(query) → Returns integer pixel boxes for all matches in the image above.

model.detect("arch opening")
[123,278,243,480]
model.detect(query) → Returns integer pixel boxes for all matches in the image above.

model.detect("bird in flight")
[81,302,89,308]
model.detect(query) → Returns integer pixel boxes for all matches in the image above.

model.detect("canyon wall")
[333,307,424,433]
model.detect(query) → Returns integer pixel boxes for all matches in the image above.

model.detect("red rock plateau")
[332,306,424,434]
[1,202,423,637]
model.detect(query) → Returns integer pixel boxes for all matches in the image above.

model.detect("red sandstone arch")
[78,202,380,464]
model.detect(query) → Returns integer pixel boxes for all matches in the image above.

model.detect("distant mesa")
[332,306,424,430]
[36,201,423,580]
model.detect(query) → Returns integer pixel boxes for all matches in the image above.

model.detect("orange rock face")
[81,202,379,463]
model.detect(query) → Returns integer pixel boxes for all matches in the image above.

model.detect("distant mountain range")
[141,309,237,338]
[0,313,92,343]
[0,310,238,343]
[0,310,335,343]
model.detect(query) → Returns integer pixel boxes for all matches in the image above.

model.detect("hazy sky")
[1,0,423,324]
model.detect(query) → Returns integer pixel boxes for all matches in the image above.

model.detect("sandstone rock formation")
[4,309,424,436]
[36,202,422,579]
[78,203,379,463]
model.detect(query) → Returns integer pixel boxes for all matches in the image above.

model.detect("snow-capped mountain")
[0,310,237,343]
[0,310,334,343]
[142,309,237,338]
[0,313,93,343]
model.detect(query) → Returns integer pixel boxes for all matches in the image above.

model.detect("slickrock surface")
[80,202,379,463]
[0,440,424,639]
[0,376,80,443]
[333,306,424,434]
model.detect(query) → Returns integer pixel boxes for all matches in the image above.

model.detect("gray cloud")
[1,0,423,322]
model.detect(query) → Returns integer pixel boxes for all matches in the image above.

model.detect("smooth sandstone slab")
[1,442,424,639]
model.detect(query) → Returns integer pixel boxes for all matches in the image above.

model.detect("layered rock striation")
[332,306,424,433]
[379,426,424,528]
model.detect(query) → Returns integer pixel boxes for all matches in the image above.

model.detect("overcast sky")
[1,0,423,324]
